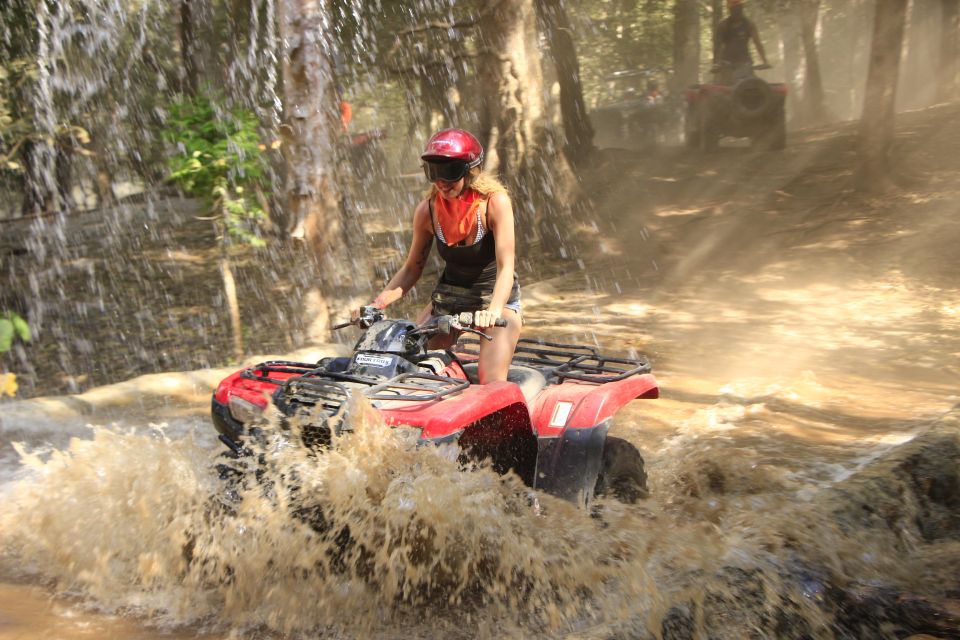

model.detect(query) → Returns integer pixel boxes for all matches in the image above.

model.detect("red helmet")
[420,128,484,168]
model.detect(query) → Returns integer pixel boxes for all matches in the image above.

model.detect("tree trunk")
[536,0,595,163]
[673,0,701,92]
[179,0,200,96]
[279,0,369,334]
[856,0,909,189]
[777,1,804,122]
[940,0,960,101]
[219,249,245,362]
[907,0,940,108]
[711,0,724,41]
[798,0,828,123]
[477,0,584,257]
[615,0,639,68]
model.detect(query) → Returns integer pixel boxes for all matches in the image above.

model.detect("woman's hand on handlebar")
[351,297,386,320]
[471,308,503,329]
[338,304,384,330]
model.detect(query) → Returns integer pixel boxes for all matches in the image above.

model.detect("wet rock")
[823,414,960,546]
[661,603,695,640]
[835,585,960,639]
[809,412,960,638]
[663,412,960,639]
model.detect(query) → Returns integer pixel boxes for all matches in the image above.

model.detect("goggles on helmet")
[423,160,470,183]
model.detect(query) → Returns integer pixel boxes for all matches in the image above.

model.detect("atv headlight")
[391,425,423,447]
[228,396,263,425]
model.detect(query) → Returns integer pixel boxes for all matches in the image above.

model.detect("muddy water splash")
[3,389,958,638]
[0,397,661,637]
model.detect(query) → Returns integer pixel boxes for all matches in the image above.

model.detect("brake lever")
[461,326,494,342]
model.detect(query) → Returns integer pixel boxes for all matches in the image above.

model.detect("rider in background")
[713,0,770,84]
[365,128,522,384]
[337,85,352,132]
[646,79,664,105]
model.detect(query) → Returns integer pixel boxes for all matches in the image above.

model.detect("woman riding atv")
[362,128,522,384]
[713,0,770,84]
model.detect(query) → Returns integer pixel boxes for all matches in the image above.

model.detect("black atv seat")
[461,363,547,404]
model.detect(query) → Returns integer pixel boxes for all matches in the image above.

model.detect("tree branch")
[380,48,496,77]
[397,0,506,36]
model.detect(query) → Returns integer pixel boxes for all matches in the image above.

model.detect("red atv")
[211,307,658,506]
[685,63,787,151]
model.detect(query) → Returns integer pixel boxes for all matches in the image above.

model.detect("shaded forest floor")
[2,102,959,413]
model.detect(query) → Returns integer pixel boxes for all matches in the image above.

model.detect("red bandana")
[434,189,483,246]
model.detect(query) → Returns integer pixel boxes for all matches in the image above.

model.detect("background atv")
[590,68,675,150]
[211,307,658,507]
[684,64,787,151]
[344,129,389,197]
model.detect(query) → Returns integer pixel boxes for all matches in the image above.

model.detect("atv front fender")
[528,374,658,438]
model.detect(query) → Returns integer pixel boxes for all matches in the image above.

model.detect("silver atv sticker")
[355,353,394,368]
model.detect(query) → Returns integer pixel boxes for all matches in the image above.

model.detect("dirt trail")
[532,103,959,431]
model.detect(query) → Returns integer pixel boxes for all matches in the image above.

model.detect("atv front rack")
[246,362,469,448]
[280,376,350,414]
[243,361,469,403]
[455,337,651,383]
[241,361,322,384]
[366,372,469,401]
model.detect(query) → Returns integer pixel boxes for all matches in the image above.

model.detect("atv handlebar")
[456,311,508,329]
[332,305,384,331]
[710,61,772,72]
[332,307,507,340]
[432,312,505,342]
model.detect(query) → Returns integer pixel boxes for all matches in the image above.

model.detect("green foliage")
[570,0,677,104]
[0,311,30,354]
[0,4,104,182]
[162,95,270,246]
[0,58,36,174]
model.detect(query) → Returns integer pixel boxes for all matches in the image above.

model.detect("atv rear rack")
[455,337,651,383]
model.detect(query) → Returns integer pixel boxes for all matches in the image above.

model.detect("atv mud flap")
[533,419,611,506]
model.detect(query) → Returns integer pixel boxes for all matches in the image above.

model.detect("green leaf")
[0,319,13,353]
[11,314,30,342]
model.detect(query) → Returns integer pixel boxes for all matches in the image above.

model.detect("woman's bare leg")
[477,308,522,384]
[419,303,458,350]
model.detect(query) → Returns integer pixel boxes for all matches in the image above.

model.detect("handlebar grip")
[457,311,508,328]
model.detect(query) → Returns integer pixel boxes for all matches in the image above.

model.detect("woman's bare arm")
[474,191,516,327]
[370,200,434,309]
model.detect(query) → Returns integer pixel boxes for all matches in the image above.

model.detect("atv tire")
[595,436,649,503]
[767,105,787,150]
[697,104,719,152]
[684,105,700,148]
[751,105,786,151]
[732,77,775,120]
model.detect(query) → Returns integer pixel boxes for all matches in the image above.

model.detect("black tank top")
[718,17,753,64]
[428,197,520,312]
